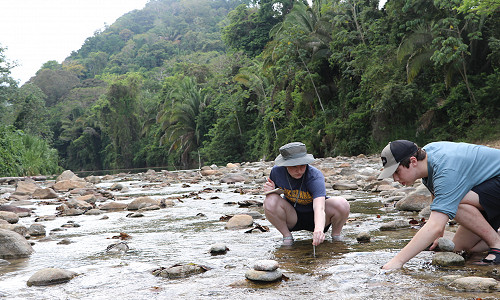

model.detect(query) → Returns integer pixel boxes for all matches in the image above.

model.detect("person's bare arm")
[382,211,449,269]
[312,197,326,246]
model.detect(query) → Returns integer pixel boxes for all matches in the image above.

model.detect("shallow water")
[0,172,499,300]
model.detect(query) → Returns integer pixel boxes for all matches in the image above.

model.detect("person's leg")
[453,191,500,260]
[264,193,297,244]
[324,196,350,238]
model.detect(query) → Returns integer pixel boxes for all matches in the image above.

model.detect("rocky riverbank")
[0,154,499,298]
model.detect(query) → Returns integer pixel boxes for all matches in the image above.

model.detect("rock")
[201,169,218,176]
[106,242,129,253]
[209,243,229,255]
[449,276,499,292]
[0,211,19,224]
[67,198,93,210]
[395,184,432,211]
[28,224,46,237]
[52,180,88,192]
[0,205,31,216]
[32,188,58,199]
[379,219,410,231]
[245,269,282,282]
[126,212,144,218]
[432,252,465,267]
[152,264,210,279]
[26,268,78,286]
[356,232,371,243]
[0,259,9,266]
[85,175,101,184]
[76,194,97,204]
[127,196,160,210]
[56,170,83,182]
[221,174,246,183]
[439,275,463,284]
[226,163,239,168]
[0,228,34,259]
[332,181,358,190]
[98,201,128,211]
[109,183,125,191]
[418,205,431,219]
[436,237,455,252]
[84,209,105,215]
[0,224,28,236]
[253,260,279,271]
[225,214,253,229]
[15,179,39,195]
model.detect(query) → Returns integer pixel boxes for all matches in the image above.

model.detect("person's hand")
[428,236,440,251]
[263,177,275,192]
[312,229,325,246]
[381,259,404,270]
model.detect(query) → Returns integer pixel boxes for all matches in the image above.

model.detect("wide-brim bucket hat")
[274,142,315,167]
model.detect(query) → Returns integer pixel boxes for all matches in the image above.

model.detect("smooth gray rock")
[26,268,77,286]
[0,228,34,259]
[432,252,465,267]
[437,237,455,252]
[27,224,46,237]
[449,276,499,292]
[245,269,282,282]
[253,260,279,271]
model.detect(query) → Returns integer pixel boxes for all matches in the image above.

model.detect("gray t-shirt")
[422,142,500,219]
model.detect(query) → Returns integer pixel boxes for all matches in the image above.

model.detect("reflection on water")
[0,177,498,300]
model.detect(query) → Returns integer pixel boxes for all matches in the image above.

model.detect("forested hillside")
[1,0,499,175]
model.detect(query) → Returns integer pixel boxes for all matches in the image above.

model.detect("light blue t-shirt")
[269,165,326,213]
[422,142,500,219]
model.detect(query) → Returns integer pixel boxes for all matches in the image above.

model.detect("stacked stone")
[245,259,282,282]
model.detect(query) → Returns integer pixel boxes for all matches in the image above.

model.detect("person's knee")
[263,195,282,212]
[326,197,350,217]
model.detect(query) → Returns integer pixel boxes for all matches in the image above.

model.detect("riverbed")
[0,158,498,299]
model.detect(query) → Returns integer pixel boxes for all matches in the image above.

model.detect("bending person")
[378,140,500,269]
[263,142,350,246]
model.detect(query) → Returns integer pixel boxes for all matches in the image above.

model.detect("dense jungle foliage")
[0,0,499,175]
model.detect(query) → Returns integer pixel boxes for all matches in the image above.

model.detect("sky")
[0,0,150,85]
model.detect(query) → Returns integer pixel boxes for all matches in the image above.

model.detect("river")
[0,159,498,299]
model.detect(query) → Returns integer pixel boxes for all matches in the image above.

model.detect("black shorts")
[290,210,331,232]
[472,176,500,230]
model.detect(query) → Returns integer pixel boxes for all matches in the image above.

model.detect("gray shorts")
[473,176,500,230]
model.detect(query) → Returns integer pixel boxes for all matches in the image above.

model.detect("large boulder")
[0,211,19,224]
[32,188,58,199]
[0,228,34,259]
[14,179,39,195]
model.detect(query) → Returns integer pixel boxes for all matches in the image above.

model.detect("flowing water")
[0,170,499,299]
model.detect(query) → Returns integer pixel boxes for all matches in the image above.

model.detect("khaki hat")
[377,140,417,179]
[274,142,315,167]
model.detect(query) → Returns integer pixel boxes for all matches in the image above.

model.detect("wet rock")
[76,194,97,204]
[57,239,72,245]
[85,175,101,184]
[0,211,19,224]
[418,205,431,219]
[0,259,9,266]
[127,196,160,210]
[253,260,279,271]
[209,243,229,255]
[98,201,128,211]
[57,204,84,216]
[432,252,465,267]
[356,232,371,243]
[106,242,129,253]
[245,269,282,282]
[448,276,499,292]
[109,183,125,191]
[26,268,78,286]
[152,263,210,279]
[379,219,410,231]
[436,238,455,252]
[32,188,58,199]
[56,170,82,182]
[0,228,34,259]
[439,275,463,284]
[201,169,218,176]
[126,212,144,218]
[224,214,253,229]
[395,184,432,212]
[28,224,46,237]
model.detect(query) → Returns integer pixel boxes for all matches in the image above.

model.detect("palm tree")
[156,76,209,166]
